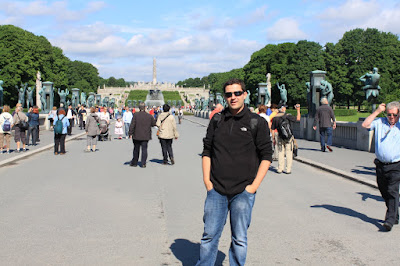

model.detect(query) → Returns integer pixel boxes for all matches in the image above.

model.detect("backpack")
[277,115,293,141]
[54,116,64,134]
[2,117,11,132]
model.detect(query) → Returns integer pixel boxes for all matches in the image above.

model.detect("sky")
[0,0,399,83]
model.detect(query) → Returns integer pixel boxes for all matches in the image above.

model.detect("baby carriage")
[98,119,111,141]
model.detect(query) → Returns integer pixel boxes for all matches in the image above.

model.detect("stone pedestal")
[71,88,80,108]
[257,83,270,106]
[309,70,326,118]
[41,81,54,113]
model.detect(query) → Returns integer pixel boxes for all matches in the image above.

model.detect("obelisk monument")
[153,58,157,85]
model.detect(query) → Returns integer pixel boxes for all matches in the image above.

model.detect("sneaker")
[16,149,20,153]
[23,148,27,152]
[141,164,146,168]
[170,158,175,165]
[129,162,137,167]
[54,152,58,155]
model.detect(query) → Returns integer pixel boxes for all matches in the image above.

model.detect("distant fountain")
[145,89,165,107]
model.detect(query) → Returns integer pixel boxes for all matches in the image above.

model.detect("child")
[114,117,124,139]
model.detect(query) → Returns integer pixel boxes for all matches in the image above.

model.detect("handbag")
[157,114,170,136]
[17,113,29,130]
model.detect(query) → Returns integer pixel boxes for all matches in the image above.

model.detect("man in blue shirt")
[362,102,400,231]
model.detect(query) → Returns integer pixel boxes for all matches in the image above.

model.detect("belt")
[376,159,400,165]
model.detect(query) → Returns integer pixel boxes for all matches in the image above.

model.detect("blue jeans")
[319,127,333,151]
[124,123,130,137]
[196,188,256,266]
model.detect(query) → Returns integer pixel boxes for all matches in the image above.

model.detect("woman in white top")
[98,107,110,124]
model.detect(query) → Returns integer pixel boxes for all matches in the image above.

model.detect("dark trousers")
[132,140,148,165]
[54,133,66,153]
[79,117,85,129]
[319,127,333,151]
[27,126,38,145]
[67,118,74,135]
[374,159,400,225]
[159,138,174,162]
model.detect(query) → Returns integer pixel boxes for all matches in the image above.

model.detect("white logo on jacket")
[240,127,247,132]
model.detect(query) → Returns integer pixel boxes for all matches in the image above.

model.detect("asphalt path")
[0,115,399,265]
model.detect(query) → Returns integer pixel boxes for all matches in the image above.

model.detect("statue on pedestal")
[110,98,115,108]
[360,67,381,102]
[276,82,287,105]
[71,93,77,108]
[26,86,35,109]
[39,87,47,111]
[87,94,95,107]
[306,82,311,107]
[80,92,86,106]
[58,88,69,105]
[16,83,28,107]
[319,80,334,105]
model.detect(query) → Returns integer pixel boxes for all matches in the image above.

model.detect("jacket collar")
[223,105,248,118]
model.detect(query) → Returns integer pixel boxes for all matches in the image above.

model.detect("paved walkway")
[185,115,378,188]
[1,115,378,189]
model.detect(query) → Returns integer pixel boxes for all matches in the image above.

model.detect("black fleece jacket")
[202,106,273,196]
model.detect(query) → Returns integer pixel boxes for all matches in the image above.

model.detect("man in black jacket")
[196,78,273,266]
[128,103,156,168]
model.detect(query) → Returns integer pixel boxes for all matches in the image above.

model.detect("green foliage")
[0,25,100,107]
[99,76,128,87]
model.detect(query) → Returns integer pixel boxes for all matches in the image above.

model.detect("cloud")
[266,17,307,41]
[315,0,400,43]
[0,0,106,22]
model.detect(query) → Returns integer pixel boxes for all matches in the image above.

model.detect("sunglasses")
[387,113,398,117]
[224,91,244,98]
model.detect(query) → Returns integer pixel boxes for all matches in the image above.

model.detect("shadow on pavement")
[310,204,383,229]
[149,158,165,165]
[357,192,384,202]
[298,147,321,152]
[170,238,226,266]
[351,166,376,176]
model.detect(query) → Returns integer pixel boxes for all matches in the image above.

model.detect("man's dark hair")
[163,104,170,112]
[223,78,245,93]
[139,102,145,111]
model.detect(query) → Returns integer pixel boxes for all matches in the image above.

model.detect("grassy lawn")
[336,112,369,122]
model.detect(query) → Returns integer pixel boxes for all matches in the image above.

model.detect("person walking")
[85,107,100,152]
[156,104,179,165]
[362,102,400,231]
[122,107,133,139]
[78,105,87,130]
[271,103,301,174]
[196,78,273,265]
[66,104,76,135]
[313,97,336,152]
[0,105,13,154]
[128,102,156,168]
[26,106,40,146]
[53,109,70,155]
[177,107,183,124]
[12,105,28,153]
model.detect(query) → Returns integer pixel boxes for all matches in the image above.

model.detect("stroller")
[98,119,111,141]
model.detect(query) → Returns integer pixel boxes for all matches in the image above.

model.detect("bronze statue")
[16,83,28,107]
[319,80,334,105]
[360,67,381,101]
[26,86,35,109]
[276,82,287,105]
[39,87,47,111]
[244,90,251,106]
[58,88,69,105]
